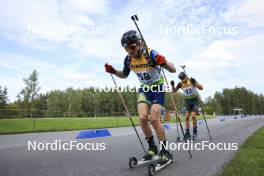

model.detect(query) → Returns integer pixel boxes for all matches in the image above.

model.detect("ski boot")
[184,129,191,140]
[128,145,158,168]
[143,145,158,160]
[157,150,172,165]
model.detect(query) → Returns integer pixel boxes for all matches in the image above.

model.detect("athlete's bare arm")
[195,82,203,90]
[173,82,181,93]
[114,71,127,78]
[164,61,176,73]
[190,77,203,90]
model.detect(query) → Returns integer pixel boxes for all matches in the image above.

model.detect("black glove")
[170,80,175,87]
[190,77,196,84]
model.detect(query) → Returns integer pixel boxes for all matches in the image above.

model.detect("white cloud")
[185,39,239,72]
[223,0,264,28]
[65,0,109,15]
[0,0,264,102]
[0,0,111,50]
[0,52,103,101]
[181,33,264,100]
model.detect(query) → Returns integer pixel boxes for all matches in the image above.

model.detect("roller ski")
[147,150,173,176]
[129,145,159,168]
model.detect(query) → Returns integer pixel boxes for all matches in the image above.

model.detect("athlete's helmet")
[121,30,141,47]
[178,72,187,80]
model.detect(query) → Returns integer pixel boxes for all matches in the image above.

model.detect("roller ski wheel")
[147,153,173,176]
[128,155,159,169]
[128,157,137,168]
[148,163,156,176]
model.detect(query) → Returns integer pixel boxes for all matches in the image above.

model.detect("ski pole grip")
[170,80,175,86]
[135,15,138,20]
[131,15,138,21]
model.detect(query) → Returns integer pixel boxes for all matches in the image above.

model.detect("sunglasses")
[126,44,138,50]
[180,77,187,80]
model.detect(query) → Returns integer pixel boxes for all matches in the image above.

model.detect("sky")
[0,0,263,102]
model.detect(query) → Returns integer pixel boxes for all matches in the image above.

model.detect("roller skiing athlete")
[104,29,176,168]
[172,72,203,141]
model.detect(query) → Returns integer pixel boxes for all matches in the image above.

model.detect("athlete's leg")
[150,103,172,163]
[185,99,192,130]
[185,111,191,138]
[138,102,152,138]
[150,104,166,141]
[191,111,198,137]
[138,101,157,159]
[148,85,172,162]
[191,99,199,136]
[185,111,191,130]
[191,111,197,128]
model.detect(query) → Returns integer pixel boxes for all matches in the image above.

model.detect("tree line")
[0,70,263,118]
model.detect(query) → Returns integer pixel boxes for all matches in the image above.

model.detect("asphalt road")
[0,115,263,176]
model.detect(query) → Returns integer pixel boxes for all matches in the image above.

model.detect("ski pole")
[162,69,192,158]
[110,73,147,154]
[170,80,180,142]
[180,65,186,74]
[131,15,151,58]
[198,97,213,142]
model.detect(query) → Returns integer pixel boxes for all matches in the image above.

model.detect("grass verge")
[0,115,212,134]
[218,127,264,176]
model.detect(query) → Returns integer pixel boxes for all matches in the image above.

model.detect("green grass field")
[0,115,212,134]
[218,127,264,176]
